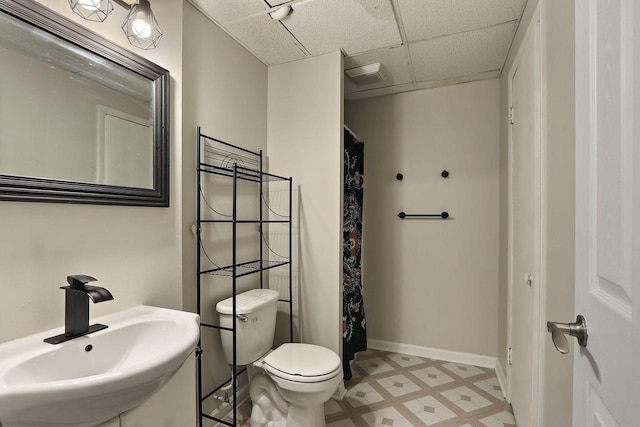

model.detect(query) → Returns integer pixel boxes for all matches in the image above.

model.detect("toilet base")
[285,402,325,427]
[248,366,288,427]
[250,401,326,427]
[247,364,331,427]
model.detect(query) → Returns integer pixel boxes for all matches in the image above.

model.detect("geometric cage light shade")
[121,0,162,50]
[68,0,114,22]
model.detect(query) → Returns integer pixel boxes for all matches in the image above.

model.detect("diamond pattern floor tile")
[327,418,359,427]
[387,353,429,368]
[344,381,385,408]
[441,362,486,379]
[354,357,395,376]
[360,406,415,427]
[479,410,517,427]
[323,349,514,427]
[474,377,505,400]
[404,395,457,425]
[376,374,422,397]
[412,366,456,388]
[325,398,344,416]
[440,386,493,412]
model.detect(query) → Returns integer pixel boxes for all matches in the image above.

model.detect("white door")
[103,114,153,188]
[97,106,153,189]
[573,0,640,425]
[508,11,541,427]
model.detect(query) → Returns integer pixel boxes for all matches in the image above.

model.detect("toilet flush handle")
[236,314,249,322]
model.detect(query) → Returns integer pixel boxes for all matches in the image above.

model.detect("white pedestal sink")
[0,305,200,427]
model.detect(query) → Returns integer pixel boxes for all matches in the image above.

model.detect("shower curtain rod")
[344,125,362,142]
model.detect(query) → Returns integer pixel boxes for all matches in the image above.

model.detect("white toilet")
[216,289,343,427]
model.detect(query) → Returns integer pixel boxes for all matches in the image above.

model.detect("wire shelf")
[196,128,293,427]
[200,259,290,278]
[198,162,289,183]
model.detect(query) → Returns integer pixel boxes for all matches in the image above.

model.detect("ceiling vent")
[345,63,388,86]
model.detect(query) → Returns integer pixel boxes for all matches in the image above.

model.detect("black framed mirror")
[0,0,169,206]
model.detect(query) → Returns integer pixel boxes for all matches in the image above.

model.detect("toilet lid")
[215,289,279,315]
[263,343,342,383]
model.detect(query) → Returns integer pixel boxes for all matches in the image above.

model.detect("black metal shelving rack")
[196,127,293,427]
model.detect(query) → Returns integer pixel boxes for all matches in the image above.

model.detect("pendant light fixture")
[68,0,162,50]
[122,0,163,50]
[69,0,114,22]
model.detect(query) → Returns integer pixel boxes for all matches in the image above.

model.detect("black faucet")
[44,275,114,345]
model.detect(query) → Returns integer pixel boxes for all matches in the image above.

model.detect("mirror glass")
[0,0,169,206]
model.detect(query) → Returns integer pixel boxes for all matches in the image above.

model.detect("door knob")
[546,315,588,354]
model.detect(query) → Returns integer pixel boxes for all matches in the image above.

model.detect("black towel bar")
[398,211,449,219]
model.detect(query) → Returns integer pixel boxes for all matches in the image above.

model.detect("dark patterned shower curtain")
[343,127,367,380]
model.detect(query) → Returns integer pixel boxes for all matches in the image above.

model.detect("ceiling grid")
[188,0,528,100]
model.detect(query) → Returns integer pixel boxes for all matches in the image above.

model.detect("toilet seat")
[263,343,342,383]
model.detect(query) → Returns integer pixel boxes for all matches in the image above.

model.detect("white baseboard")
[494,359,508,401]
[368,339,497,369]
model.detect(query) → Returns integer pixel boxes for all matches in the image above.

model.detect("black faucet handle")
[84,285,114,302]
[67,274,98,290]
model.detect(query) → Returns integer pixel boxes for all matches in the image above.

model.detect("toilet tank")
[215,289,280,365]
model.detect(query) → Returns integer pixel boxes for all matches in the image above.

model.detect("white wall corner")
[267,51,344,354]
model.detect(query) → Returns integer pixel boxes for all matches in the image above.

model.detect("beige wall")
[181,1,269,408]
[498,0,575,425]
[181,1,268,316]
[0,0,183,344]
[540,1,575,425]
[267,51,344,355]
[345,79,500,359]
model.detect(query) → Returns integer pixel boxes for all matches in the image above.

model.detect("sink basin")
[0,305,200,427]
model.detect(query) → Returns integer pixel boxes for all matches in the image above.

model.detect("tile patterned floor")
[213,349,516,426]
[326,349,516,427]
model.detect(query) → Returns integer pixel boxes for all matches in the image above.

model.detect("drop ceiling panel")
[283,0,402,56]
[410,22,515,82]
[398,0,525,42]
[226,14,308,65]
[191,0,528,100]
[344,46,412,94]
[415,70,500,90]
[346,83,415,101]
[188,0,268,25]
